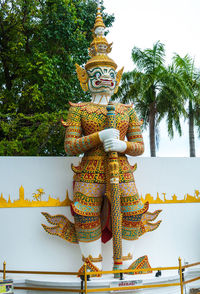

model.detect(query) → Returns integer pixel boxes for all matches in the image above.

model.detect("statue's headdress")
[76,4,123,93]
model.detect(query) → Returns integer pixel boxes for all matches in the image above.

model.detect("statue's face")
[95,26,105,36]
[87,66,116,95]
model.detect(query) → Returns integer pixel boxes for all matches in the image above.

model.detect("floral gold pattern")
[82,254,102,263]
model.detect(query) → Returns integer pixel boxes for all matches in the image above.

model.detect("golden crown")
[85,6,117,70]
[75,4,124,93]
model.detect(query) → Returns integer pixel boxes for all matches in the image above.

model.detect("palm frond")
[115,42,200,155]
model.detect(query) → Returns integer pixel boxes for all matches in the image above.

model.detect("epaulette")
[61,118,68,127]
[69,101,88,107]
[123,104,133,108]
[66,102,135,115]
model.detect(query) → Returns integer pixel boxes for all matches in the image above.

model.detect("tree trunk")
[149,102,156,157]
[189,101,195,157]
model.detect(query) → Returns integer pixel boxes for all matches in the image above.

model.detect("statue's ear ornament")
[114,67,124,94]
[75,63,88,92]
[107,42,113,54]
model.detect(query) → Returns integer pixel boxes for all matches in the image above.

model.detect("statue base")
[11,268,200,294]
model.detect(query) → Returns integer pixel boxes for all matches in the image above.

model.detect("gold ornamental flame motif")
[109,160,119,180]
[75,64,88,91]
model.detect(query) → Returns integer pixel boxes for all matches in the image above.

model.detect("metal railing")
[0,258,200,293]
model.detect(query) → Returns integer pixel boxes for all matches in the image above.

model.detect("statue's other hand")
[99,128,119,142]
[103,138,127,153]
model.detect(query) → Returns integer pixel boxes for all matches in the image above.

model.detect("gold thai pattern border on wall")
[0,186,200,208]
[0,185,72,208]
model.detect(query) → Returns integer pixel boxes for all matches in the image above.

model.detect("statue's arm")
[64,125,101,155]
[63,106,100,156]
[102,107,144,155]
[63,106,118,156]
[124,125,144,156]
[124,108,144,156]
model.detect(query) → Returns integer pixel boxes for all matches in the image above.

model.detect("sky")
[103,0,200,157]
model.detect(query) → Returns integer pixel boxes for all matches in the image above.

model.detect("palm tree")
[117,41,185,157]
[172,54,200,157]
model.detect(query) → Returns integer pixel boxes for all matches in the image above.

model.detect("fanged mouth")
[95,79,114,87]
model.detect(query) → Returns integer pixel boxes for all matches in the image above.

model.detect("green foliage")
[0,0,114,155]
[172,54,200,123]
[0,111,68,155]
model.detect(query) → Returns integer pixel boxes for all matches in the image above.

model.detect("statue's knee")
[74,213,101,242]
[122,214,143,241]
[72,192,102,216]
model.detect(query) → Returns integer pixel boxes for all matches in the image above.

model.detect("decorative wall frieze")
[0,185,72,208]
[1,185,200,208]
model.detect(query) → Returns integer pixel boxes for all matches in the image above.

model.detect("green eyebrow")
[87,67,103,74]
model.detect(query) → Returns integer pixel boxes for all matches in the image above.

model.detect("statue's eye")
[95,72,101,79]
[110,72,115,79]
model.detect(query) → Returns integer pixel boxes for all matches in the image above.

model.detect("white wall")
[0,157,200,272]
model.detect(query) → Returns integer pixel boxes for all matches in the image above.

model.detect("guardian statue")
[42,5,161,277]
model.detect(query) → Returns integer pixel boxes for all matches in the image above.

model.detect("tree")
[172,54,200,157]
[116,41,185,157]
[0,0,114,155]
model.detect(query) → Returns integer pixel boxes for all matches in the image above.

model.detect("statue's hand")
[99,128,119,142]
[103,138,127,153]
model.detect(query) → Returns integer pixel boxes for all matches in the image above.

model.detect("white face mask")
[87,66,116,96]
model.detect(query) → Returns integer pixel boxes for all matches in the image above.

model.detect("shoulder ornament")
[69,101,89,107]
[61,102,83,127]
[65,102,137,117]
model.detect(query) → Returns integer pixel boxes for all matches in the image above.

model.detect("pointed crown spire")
[94,7,106,30]
[85,4,117,70]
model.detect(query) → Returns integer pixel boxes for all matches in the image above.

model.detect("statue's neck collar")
[91,94,111,105]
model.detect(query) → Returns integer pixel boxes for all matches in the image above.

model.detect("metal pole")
[3,261,6,280]
[80,280,83,294]
[106,102,122,278]
[84,263,87,294]
[178,257,184,294]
